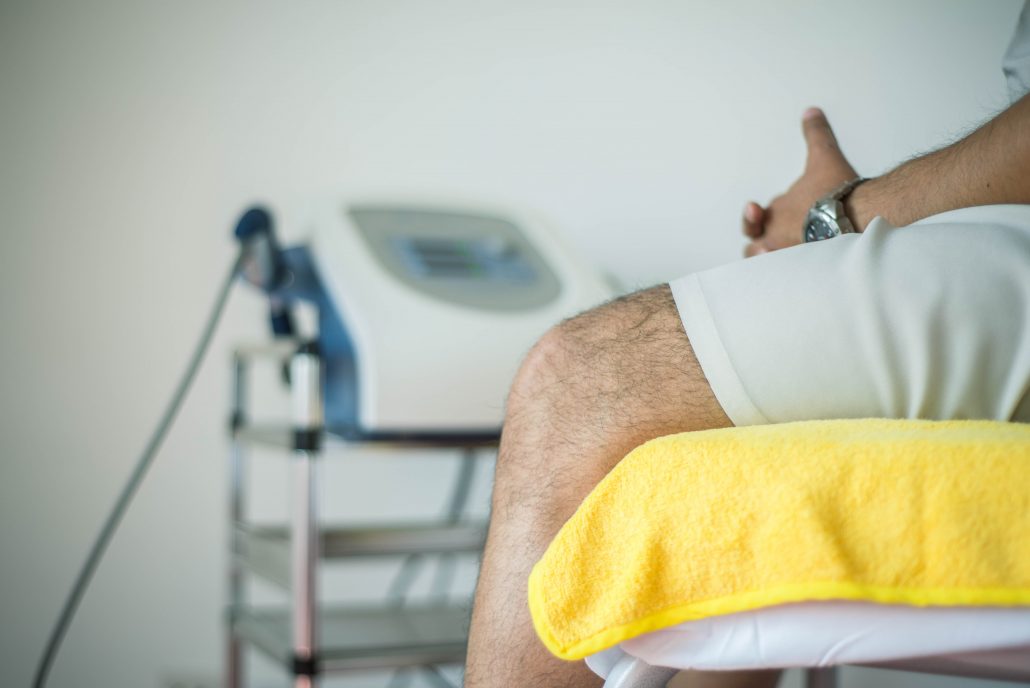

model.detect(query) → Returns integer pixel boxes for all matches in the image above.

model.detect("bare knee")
[508,284,722,430]
[491,322,593,510]
[505,317,592,421]
[495,285,730,503]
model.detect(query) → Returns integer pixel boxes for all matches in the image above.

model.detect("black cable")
[32,253,243,688]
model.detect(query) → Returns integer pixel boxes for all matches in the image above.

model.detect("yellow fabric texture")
[528,419,1030,661]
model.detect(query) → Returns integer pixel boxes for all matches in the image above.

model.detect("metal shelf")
[235,522,487,588]
[234,424,499,451]
[227,341,489,685]
[232,603,470,673]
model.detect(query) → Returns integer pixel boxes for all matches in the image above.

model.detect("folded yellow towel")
[528,419,1030,661]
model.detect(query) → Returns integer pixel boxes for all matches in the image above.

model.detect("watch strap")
[826,176,868,205]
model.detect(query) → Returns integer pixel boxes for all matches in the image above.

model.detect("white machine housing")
[305,196,613,436]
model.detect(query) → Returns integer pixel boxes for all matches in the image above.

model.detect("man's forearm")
[845,93,1030,230]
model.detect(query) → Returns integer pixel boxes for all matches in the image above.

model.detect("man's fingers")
[802,107,841,164]
[744,240,769,258]
[742,201,765,238]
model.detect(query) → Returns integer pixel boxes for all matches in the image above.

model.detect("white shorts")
[670,205,1030,426]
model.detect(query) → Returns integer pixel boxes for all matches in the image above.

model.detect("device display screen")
[393,236,536,283]
[350,206,562,311]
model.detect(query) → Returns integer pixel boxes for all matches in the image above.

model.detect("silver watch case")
[803,198,856,242]
[803,177,865,242]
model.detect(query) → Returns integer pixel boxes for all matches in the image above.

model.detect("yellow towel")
[528,419,1030,661]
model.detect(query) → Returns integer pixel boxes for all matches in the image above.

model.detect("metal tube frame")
[804,668,839,688]
[290,343,323,688]
[227,355,247,688]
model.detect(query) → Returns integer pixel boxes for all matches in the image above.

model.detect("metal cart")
[226,339,496,687]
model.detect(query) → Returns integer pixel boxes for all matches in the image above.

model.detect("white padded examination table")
[586,601,1030,684]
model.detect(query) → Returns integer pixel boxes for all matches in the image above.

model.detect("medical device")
[240,197,613,440]
[34,196,612,687]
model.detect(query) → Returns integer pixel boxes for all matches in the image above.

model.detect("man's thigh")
[671,205,1030,426]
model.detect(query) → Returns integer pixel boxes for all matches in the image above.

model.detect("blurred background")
[0,1,1023,687]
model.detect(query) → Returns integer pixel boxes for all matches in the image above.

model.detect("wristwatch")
[803,177,867,242]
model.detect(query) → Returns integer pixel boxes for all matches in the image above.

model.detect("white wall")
[0,1,1022,687]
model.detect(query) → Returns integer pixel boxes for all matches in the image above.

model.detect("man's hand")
[743,108,859,257]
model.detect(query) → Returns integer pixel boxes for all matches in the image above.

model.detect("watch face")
[805,214,837,242]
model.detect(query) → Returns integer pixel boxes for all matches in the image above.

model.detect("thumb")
[801,107,842,166]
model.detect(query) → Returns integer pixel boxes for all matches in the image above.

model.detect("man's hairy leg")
[465,285,775,687]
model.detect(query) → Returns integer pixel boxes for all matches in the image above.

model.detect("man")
[465,4,1030,686]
